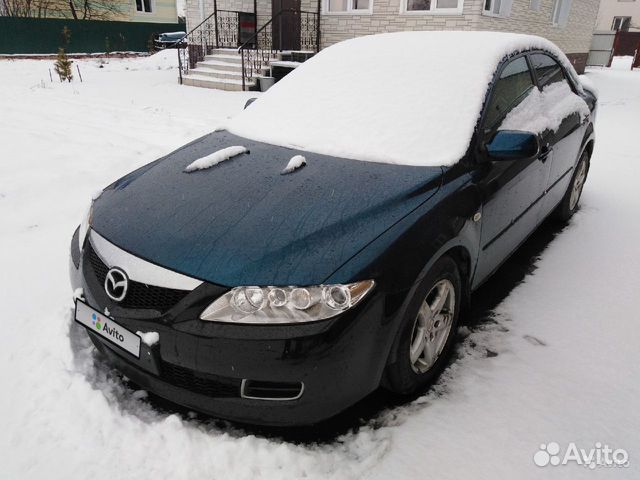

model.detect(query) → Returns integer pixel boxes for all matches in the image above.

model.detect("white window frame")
[399,0,463,16]
[482,0,513,18]
[551,0,572,27]
[612,16,631,30]
[135,0,154,14]
[323,0,373,15]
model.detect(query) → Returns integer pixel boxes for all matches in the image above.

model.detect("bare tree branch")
[1,0,128,19]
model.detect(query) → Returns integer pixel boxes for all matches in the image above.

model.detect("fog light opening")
[240,379,304,401]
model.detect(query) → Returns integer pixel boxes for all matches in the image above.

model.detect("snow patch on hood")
[227,31,580,167]
[500,82,590,134]
[184,146,248,172]
[282,155,306,174]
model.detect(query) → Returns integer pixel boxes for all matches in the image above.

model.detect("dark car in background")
[69,32,596,426]
[155,31,187,49]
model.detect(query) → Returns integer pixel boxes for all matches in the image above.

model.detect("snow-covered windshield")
[227,31,579,167]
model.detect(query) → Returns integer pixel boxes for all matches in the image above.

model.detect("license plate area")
[75,299,141,358]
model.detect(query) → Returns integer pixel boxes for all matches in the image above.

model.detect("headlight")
[200,280,375,324]
[78,201,94,251]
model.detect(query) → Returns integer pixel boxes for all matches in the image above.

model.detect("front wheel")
[383,256,462,395]
[555,151,589,221]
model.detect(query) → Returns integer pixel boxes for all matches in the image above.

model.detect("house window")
[406,0,430,10]
[483,0,513,17]
[612,16,631,31]
[551,0,572,27]
[327,0,372,13]
[529,0,541,11]
[401,0,462,14]
[136,0,152,13]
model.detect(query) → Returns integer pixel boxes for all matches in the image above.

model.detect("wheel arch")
[382,242,474,372]
[583,138,595,163]
[443,245,473,317]
[580,124,595,163]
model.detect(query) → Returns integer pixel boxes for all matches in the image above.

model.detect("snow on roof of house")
[227,31,580,168]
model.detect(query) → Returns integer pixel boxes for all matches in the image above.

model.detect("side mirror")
[485,130,539,161]
[244,98,257,109]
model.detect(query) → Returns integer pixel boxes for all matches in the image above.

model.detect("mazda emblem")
[104,267,129,302]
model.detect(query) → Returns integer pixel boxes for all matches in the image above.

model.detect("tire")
[383,256,462,395]
[554,151,589,222]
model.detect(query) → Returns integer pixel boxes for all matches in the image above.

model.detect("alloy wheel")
[569,160,587,211]
[409,279,456,374]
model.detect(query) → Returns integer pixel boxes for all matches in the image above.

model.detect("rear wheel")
[384,256,462,394]
[555,151,589,221]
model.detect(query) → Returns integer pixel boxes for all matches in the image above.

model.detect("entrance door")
[272,0,301,51]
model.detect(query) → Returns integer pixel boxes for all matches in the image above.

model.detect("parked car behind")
[70,31,596,426]
[155,31,187,49]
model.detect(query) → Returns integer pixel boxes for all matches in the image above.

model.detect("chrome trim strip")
[240,379,305,401]
[89,230,203,291]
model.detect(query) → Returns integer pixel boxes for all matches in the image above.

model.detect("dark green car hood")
[91,131,443,286]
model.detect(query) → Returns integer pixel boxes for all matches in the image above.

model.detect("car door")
[529,53,589,219]
[472,54,552,287]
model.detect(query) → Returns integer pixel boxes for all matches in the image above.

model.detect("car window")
[484,56,536,131]
[530,53,566,89]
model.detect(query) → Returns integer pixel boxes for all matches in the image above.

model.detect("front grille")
[86,242,190,312]
[161,361,240,398]
[88,242,110,282]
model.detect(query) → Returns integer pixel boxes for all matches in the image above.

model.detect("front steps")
[182,48,271,91]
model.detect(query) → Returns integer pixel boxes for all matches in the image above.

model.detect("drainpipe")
[316,0,321,52]
[279,13,283,51]
[253,0,258,46]
[213,0,220,48]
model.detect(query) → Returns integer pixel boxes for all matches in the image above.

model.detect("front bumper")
[69,229,395,426]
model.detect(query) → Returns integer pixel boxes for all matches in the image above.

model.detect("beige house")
[182,0,599,90]
[0,0,179,23]
[595,0,640,31]
[130,0,180,23]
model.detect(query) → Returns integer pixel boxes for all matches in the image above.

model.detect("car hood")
[91,131,443,287]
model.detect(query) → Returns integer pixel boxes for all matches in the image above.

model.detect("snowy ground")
[0,53,639,479]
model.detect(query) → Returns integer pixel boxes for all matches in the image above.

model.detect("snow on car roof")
[227,31,579,168]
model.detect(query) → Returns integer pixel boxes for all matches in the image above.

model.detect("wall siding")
[476,0,600,54]
[320,0,598,55]
[320,0,482,47]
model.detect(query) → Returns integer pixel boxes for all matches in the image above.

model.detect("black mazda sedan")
[69,31,596,426]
